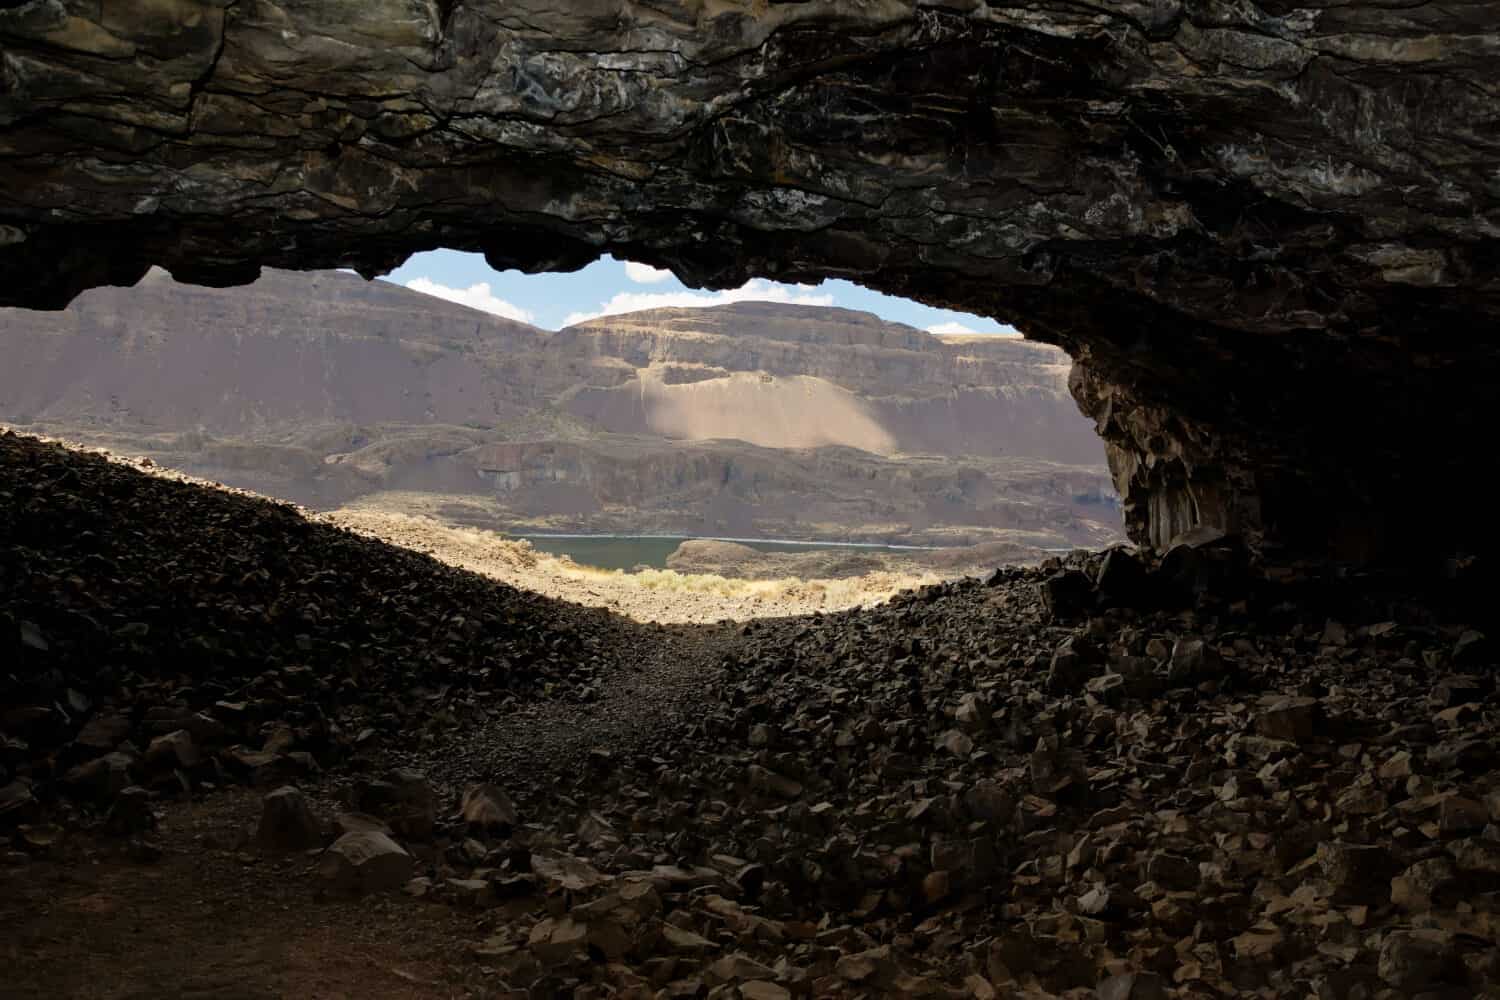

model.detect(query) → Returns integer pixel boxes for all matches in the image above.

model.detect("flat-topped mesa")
[2,1,1496,565]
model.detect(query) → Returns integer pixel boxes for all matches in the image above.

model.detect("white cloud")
[926,320,1022,338]
[623,261,673,285]
[404,277,535,324]
[563,279,835,327]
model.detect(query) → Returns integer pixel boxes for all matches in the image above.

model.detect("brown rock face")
[2,2,1496,562]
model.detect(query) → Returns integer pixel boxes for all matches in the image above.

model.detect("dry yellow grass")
[325,506,939,624]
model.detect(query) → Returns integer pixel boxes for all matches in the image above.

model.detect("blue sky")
[382,249,1020,336]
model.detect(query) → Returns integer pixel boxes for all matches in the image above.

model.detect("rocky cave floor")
[3,430,1499,999]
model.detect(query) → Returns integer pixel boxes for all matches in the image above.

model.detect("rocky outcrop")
[3,1,1497,562]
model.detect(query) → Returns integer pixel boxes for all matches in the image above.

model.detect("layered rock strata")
[3,1,1497,561]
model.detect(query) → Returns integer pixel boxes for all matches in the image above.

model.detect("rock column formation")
[3,1,1496,563]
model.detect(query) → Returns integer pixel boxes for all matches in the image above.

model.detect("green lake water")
[513,534,933,572]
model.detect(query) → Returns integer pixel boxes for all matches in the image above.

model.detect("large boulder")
[318,830,413,894]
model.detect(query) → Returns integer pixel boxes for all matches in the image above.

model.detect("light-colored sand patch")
[636,369,897,454]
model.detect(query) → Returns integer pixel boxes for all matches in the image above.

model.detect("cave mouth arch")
[1,255,1123,560]
[2,1,1496,565]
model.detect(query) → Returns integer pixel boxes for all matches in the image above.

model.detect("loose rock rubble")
[1,431,640,825]
[5,433,1500,998]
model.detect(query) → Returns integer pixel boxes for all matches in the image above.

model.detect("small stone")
[74,713,132,753]
[1320,620,1348,646]
[740,983,791,1000]
[318,830,412,894]
[921,869,952,904]
[63,751,136,800]
[1232,923,1284,962]
[1335,784,1387,816]
[1438,795,1488,834]
[966,974,998,1000]
[955,693,987,729]
[1168,638,1220,682]
[1145,851,1198,890]
[224,745,315,784]
[105,785,154,834]
[1094,548,1148,608]
[1451,630,1490,667]
[1318,841,1393,903]
[1448,837,1500,875]
[965,780,1013,823]
[747,765,802,800]
[0,779,36,822]
[1085,672,1125,703]
[1254,696,1321,743]
[1078,884,1140,918]
[1378,929,1460,991]
[1391,857,1457,911]
[1029,736,1088,796]
[18,621,47,651]
[835,946,895,985]
[1041,570,1093,619]
[528,916,588,965]
[1377,751,1413,784]
[1433,674,1484,707]
[17,823,63,852]
[460,783,518,833]
[335,811,392,836]
[531,851,608,892]
[1047,635,1101,691]
[351,769,437,841]
[706,954,777,984]
[660,923,716,953]
[145,729,200,770]
[1096,971,1168,1000]
[940,729,974,756]
[444,877,493,908]
[256,786,323,852]
[382,769,437,840]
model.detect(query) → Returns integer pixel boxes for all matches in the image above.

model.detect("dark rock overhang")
[3,1,1496,563]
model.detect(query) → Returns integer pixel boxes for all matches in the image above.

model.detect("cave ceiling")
[2,0,1496,562]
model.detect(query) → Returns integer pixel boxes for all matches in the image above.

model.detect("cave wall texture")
[2,1,1497,564]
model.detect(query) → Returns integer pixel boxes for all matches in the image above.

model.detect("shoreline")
[513,530,1077,554]
[512,531,944,551]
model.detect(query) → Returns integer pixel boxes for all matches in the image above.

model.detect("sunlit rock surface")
[2,1,1495,561]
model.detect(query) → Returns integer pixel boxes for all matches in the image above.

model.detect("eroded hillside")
[0,269,1118,548]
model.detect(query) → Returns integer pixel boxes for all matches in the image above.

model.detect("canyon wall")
[0,267,1116,547]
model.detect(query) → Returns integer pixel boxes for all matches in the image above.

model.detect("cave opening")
[0,246,1121,576]
[4,3,1500,994]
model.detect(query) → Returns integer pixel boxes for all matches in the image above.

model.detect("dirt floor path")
[389,621,743,793]
[1,621,744,1000]
[1,790,483,999]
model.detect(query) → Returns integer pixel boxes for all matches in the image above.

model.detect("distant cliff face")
[554,302,1103,464]
[0,269,1117,547]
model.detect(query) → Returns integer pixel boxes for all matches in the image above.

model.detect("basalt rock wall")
[3,1,1497,562]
